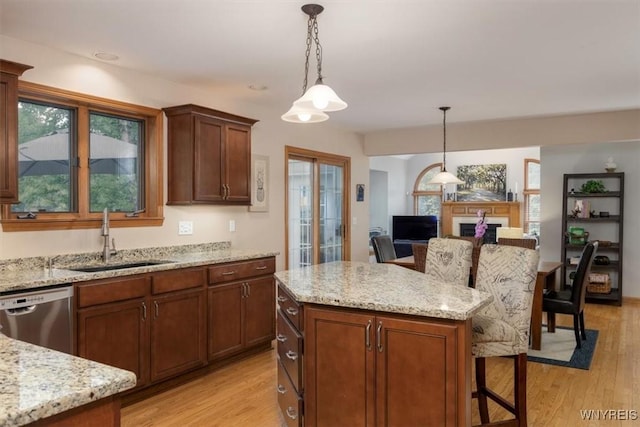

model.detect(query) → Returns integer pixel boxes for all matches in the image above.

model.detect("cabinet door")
[150,289,207,382]
[305,306,376,427]
[0,71,19,202]
[244,276,275,347]
[224,123,251,203]
[193,115,224,202]
[208,282,244,361]
[375,315,464,427]
[77,299,148,388]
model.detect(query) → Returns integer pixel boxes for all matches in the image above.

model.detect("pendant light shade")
[281,104,329,123]
[282,4,347,123]
[428,106,464,186]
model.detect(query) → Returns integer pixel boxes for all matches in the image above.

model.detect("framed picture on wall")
[456,164,507,201]
[249,154,269,212]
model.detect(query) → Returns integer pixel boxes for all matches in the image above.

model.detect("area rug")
[527,326,598,370]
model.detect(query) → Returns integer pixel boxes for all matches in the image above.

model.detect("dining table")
[385,256,563,350]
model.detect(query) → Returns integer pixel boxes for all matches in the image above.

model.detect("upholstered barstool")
[423,238,473,286]
[371,235,397,263]
[472,244,539,426]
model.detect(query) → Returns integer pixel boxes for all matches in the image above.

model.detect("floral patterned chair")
[423,238,473,286]
[472,244,539,426]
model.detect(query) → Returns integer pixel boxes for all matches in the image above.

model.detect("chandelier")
[282,4,347,123]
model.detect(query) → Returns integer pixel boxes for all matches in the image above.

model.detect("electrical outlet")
[229,220,236,232]
[178,220,193,235]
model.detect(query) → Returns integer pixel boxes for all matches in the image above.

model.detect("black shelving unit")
[561,172,624,306]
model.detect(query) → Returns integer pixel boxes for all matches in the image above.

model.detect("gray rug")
[528,326,598,370]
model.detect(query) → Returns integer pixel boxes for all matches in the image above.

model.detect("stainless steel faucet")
[101,208,117,262]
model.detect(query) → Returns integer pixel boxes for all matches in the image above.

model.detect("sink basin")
[69,260,172,273]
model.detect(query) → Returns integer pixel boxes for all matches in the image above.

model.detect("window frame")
[412,162,443,215]
[1,81,163,231]
[523,158,540,235]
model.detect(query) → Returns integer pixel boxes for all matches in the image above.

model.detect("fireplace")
[459,223,502,244]
[441,201,520,237]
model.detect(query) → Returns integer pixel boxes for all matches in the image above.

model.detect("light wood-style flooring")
[121,300,640,427]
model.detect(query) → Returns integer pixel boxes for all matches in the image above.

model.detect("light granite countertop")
[0,242,279,294]
[274,261,492,320]
[0,333,136,426]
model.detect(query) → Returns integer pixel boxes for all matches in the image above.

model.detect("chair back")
[497,238,537,250]
[446,235,483,287]
[424,238,473,286]
[475,244,540,354]
[571,241,598,311]
[411,243,428,273]
[371,235,397,263]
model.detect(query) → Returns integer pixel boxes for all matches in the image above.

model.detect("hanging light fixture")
[282,4,346,123]
[427,106,464,188]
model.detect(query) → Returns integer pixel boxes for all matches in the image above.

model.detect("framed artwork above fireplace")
[456,163,507,201]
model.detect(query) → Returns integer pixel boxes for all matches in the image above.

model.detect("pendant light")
[427,106,464,188]
[282,4,346,123]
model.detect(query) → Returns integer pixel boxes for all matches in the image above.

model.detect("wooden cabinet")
[0,60,32,203]
[76,275,151,388]
[163,104,258,205]
[207,257,276,361]
[76,267,207,389]
[561,172,624,305]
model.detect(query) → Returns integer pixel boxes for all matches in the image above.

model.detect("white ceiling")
[1,0,639,133]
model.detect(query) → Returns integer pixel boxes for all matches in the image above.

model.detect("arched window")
[413,163,443,216]
[524,158,540,235]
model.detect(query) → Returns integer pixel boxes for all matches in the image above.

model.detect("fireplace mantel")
[441,201,520,236]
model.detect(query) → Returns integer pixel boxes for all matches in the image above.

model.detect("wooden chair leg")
[579,311,587,340]
[547,312,556,332]
[475,357,490,424]
[514,353,528,426]
[573,314,582,349]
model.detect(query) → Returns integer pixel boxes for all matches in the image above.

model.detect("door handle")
[246,283,251,297]
[141,301,147,321]
[154,301,159,319]
[286,307,298,317]
[221,271,236,276]
[365,319,372,351]
[255,265,267,270]
[277,295,288,303]
[276,334,287,343]
[277,384,287,394]
[286,407,297,420]
[6,306,37,316]
[376,321,383,353]
[285,350,298,361]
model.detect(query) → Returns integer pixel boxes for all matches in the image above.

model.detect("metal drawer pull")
[154,301,159,318]
[365,320,372,351]
[277,296,288,303]
[276,334,287,343]
[377,321,384,353]
[285,350,298,361]
[221,271,236,276]
[286,407,298,420]
[286,307,298,316]
[277,384,287,394]
[141,302,147,320]
[246,283,251,296]
[255,265,267,270]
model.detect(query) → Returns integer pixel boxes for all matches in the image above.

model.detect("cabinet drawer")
[77,276,149,308]
[277,309,303,393]
[277,284,303,331]
[208,257,275,284]
[152,267,206,295]
[277,359,303,427]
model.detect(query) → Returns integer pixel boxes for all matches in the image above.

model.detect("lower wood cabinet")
[303,305,470,427]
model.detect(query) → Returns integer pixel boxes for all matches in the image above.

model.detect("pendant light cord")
[442,107,448,172]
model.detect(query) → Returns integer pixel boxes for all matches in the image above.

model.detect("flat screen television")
[392,215,438,242]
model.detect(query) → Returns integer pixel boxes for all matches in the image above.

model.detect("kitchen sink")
[68,260,173,273]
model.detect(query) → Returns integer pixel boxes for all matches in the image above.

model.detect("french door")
[285,146,350,269]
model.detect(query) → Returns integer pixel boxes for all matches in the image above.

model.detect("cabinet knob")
[286,407,298,420]
[276,334,287,343]
[285,350,298,361]
[286,307,298,317]
[277,296,288,303]
[277,384,287,394]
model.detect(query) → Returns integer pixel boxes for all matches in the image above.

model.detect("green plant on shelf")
[580,180,606,193]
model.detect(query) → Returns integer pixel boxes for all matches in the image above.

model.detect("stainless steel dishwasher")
[0,284,73,354]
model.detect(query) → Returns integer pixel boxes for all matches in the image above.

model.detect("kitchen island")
[274,261,493,427]
[0,333,136,426]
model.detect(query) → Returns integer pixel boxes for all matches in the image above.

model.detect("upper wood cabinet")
[0,60,32,204]
[163,104,258,205]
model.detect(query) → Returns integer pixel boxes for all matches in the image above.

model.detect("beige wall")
[0,36,370,267]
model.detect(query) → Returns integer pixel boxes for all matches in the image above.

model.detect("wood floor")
[121,300,640,427]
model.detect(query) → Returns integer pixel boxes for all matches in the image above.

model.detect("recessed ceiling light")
[249,84,268,91]
[93,51,119,61]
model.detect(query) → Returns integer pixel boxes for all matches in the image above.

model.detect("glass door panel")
[288,159,313,268]
[319,163,344,263]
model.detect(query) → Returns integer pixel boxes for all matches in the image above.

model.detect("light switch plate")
[229,220,236,232]
[178,220,193,235]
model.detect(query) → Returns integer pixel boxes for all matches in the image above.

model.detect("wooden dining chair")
[498,237,537,250]
[472,244,539,426]
[411,242,428,273]
[423,238,472,286]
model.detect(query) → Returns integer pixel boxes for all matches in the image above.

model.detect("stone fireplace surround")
[441,201,521,237]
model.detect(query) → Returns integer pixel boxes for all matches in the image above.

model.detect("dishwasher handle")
[6,305,37,316]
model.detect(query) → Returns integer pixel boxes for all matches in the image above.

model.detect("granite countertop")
[0,333,136,426]
[0,242,279,294]
[274,261,492,321]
